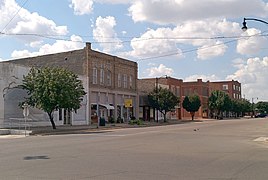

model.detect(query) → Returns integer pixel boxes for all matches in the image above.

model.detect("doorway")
[59,109,72,125]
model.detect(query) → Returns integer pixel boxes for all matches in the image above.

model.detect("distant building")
[208,80,241,100]
[138,77,241,121]
[0,43,138,128]
[138,77,182,121]
[181,79,209,119]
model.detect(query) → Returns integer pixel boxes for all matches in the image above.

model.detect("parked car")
[255,113,267,118]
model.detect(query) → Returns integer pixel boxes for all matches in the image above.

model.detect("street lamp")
[155,75,169,123]
[251,97,258,118]
[242,17,268,31]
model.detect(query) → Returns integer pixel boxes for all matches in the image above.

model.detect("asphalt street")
[1,118,268,180]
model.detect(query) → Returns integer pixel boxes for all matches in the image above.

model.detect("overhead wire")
[0,0,29,33]
[136,30,268,61]
[1,28,268,61]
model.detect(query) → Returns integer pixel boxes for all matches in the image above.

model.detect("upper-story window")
[233,84,236,90]
[129,75,133,89]
[176,87,180,96]
[223,84,228,90]
[123,74,127,88]
[100,68,104,85]
[107,71,111,86]
[118,73,121,87]
[93,67,97,84]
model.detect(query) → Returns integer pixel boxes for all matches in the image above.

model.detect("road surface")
[1,118,268,180]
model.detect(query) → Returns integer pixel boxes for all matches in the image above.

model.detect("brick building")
[181,79,209,119]
[208,80,241,100]
[138,77,183,121]
[138,78,241,121]
[0,43,138,127]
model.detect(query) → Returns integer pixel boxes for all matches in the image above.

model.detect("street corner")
[0,135,27,139]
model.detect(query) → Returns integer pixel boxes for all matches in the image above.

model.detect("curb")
[0,129,32,135]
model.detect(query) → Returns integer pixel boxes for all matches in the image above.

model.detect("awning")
[91,103,115,110]
[100,103,115,110]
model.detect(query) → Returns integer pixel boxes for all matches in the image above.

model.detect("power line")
[0,0,29,33]
[1,29,267,61]
[136,31,268,61]
[1,31,268,44]
[136,39,239,61]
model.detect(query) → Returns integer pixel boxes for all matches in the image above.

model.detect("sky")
[1,0,268,102]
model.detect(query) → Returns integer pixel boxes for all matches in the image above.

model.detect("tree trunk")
[163,112,167,122]
[190,112,195,121]
[48,112,56,129]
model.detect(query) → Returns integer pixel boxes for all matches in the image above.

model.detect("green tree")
[21,67,86,129]
[208,90,230,119]
[231,99,251,117]
[240,99,251,115]
[182,95,201,121]
[148,87,179,122]
[231,99,242,118]
[255,101,268,113]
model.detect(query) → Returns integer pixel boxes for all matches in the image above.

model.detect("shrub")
[117,117,123,123]
[108,116,115,123]
[128,119,144,125]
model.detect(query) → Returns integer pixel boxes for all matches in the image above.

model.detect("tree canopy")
[208,90,231,119]
[182,95,201,121]
[21,67,86,129]
[148,87,179,122]
[255,101,268,114]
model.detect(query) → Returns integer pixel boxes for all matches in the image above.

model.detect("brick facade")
[1,43,138,127]
[208,80,241,100]
[138,78,241,121]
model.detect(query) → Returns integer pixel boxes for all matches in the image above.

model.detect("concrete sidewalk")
[29,119,193,136]
[0,128,32,135]
[1,118,211,136]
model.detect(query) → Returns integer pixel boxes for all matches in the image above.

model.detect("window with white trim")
[100,68,104,85]
[93,67,97,84]
[123,74,127,88]
[222,84,228,90]
[118,73,121,87]
[107,71,111,86]
[129,75,133,89]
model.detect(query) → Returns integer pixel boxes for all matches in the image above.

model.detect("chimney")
[86,42,91,50]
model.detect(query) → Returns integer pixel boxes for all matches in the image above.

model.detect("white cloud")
[237,28,268,55]
[226,57,268,101]
[127,19,240,60]
[197,41,228,60]
[11,35,84,59]
[232,58,246,69]
[129,0,268,25]
[95,0,131,4]
[69,0,93,15]
[184,74,219,82]
[93,16,123,52]
[145,64,174,77]
[128,27,182,58]
[0,0,68,43]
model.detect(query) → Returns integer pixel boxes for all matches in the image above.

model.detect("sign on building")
[124,98,133,108]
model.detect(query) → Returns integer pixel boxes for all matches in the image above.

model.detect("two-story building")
[138,77,242,121]
[0,43,138,128]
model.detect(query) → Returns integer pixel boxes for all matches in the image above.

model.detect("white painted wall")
[0,63,88,128]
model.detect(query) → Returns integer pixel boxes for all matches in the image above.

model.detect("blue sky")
[1,0,268,102]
